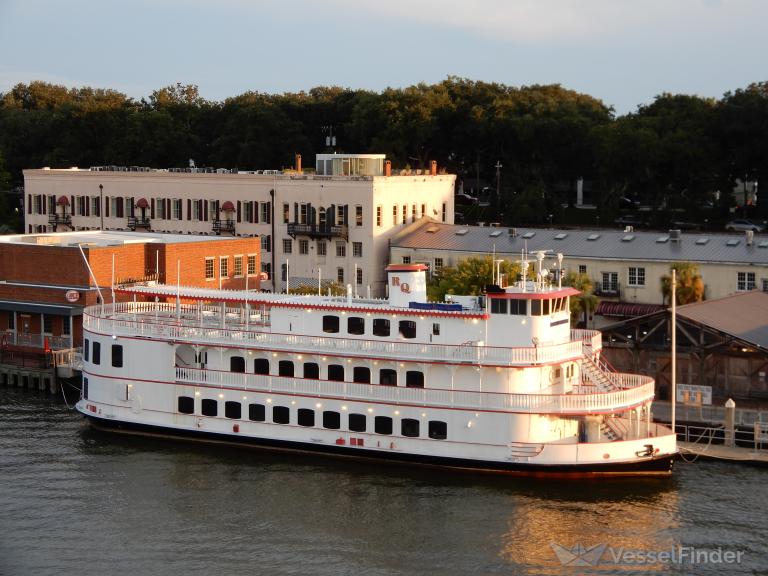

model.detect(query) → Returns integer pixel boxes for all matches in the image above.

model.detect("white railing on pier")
[174,367,656,415]
[84,303,585,366]
[51,347,83,371]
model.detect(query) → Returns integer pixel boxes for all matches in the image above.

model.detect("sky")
[0,0,765,115]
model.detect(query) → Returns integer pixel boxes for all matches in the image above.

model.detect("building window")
[738,272,756,291]
[273,406,290,424]
[336,205,345,226]
[299,239,309,255]
[303,362,319,379]
[230,356,245,373]
[601,272,618,293]
[300,203,308,224]
[254,358,270,375]
[205,258,215,280]
[375,416,393,435]
[380,368,397,386]
[155,198,166,219]
[283,238,293,254]
[43,314,53,334]
[220,257,229,278]
[323,411,341,430]
[402,256,411,264]
[579,265,587,275]
[442,202,447,222]
[249,403,266,421]
[352,242,362,257]
[356,267,363,286]
[402,418,420,438]
[233,255,243,277]
[428,421,448,440]
[261,235,271,253]
[262,263,271,278]
[336,242,346,257]
[247,255,257,276]
[434,258,443,273]
[373,318,390,337]
[297,409,315,427]
[201,399,218,417]
[92,341,101,365]
[337,267,344,283]
[411,204,417,222]
[421,204,426,218]
[278,360,294,377]
[172,198,182,220]
[317,241,327,257]
[323,315,340,333]
[225,401,241,419]
[282,203,289,224]
[353,366,371,383]
[762,279,768,293]
[405,371,424,388]
[347,316,365,335]
[178,396,194,414]
[432,323,440,336]
[355,205,363,227]
[628,267,645,287]
[62,318,70,336]
[392,205,397,225]
[84,338,89,361]
[111,344,123,368]
[376,205,382,227]
[399,320,417,339]
[327,364,345,382]
[260,202,271,223]
[402,204,407,224]
[349,413,367,432]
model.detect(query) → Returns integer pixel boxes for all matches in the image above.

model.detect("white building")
[23,154,456,295]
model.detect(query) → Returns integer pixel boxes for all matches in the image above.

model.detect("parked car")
[614,214,648,228]
[725,219,765,233]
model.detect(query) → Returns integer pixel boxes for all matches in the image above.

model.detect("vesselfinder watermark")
[551,542,745,567]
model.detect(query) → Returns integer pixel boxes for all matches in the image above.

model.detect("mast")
[671,268,677,437]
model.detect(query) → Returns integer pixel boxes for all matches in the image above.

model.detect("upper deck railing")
[174,367,654,415]
[84,302,601,367]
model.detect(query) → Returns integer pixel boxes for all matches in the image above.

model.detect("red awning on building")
[220,201,235,211]
[595,301,666,318]
[56,196,70,206]
[135,198,149,209]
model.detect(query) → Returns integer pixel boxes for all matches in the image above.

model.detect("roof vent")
[695,237,710,245]
[455,228,468,236]
[621,234,635,242]
[587,233,601,241]
[508,227,518,237]
[669,229,681,242]
[522,231,536,239]
[489,230,502,238]
[726,238,740,247]
[554,233,568,240]
[656,235,669,243]
[746,230,755,246]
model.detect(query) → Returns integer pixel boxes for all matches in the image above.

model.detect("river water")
[0,388,765,576]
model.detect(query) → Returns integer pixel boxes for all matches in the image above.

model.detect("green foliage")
[563,272,598,325]
[427,256,521,301]
[288,282,345,296]
[661,262,705,305]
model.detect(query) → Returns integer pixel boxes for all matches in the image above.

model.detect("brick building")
[0,231,260,353]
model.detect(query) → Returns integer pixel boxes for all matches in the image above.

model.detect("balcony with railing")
[48,213,72,230]
[212,218,236,235]
[127,216,151,230]
[594,280,621,298]
[287,222,348,240]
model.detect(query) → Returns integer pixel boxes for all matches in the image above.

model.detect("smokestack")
[385,160,391,177]
[430,160,437,176]
[295,154,302,173]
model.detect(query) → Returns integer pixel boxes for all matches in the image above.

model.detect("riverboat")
[76,255,676,477]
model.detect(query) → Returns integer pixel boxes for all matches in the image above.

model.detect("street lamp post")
[99,184,104,230]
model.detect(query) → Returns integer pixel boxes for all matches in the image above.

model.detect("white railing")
[174,367,656,415]
[3,331,71,350]
[51,347,83,371]
[84,303,585,366]
[572,328,602,353]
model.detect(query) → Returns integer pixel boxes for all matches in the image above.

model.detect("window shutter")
[166,199,171,220]
[150,199,155,219]
[117,197,123,218]
[105,197,109,218]
[237,201,241,223]
[85,196,90,217]
[187,199,191,220]
[27,195,32,214]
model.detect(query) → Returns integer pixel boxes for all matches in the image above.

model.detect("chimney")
[430,160,437,176]
[746,229,754,246]
[295,154,302,173]
[385,160,392,177]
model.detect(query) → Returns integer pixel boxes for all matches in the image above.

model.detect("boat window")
[254,358,270,375]
[380,368,397,386]
[178,396,194,414]
[353,366,371,383]
[322,315,340,333]
[84,339,89,362]
[399,320,417,339]
[272,405,290,424]
[530,300,542,316]
[373,318,390,337]
[428,421,447,440]
[230,356,245,373]
[248,403,266,421]
[543,299,550,315]
[111,344,123,368]
[432,323,440,335]
[327,364,345,382]
[490,299,507,314]
[83,377,89,400]
[297,408,315,427]
[303,362,319,379]
[323,411,341,430]
[349,413,366,432]
[278,360,294,377]
[201,399,218,417]
[225,401,241,419]
[509,299,527,315]
[347,316,365,335]
[375,416,393,435]
[401,418,420,437]
[406,371,424,388]
[92,341,101,365]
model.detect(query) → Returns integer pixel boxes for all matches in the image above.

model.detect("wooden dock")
[678,441,768,464]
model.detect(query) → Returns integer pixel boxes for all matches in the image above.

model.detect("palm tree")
[564,272,598,327]
[661,262,705,305]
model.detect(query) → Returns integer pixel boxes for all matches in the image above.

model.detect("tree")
[427,256,522,301]
[563,272,598,327]
[661,262,705,305]
[289,282,345,296]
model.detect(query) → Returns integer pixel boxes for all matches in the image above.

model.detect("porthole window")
[201,398,218,417]
[178,396,194,414]
[401,418,420,437]
[225,401,241,419]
